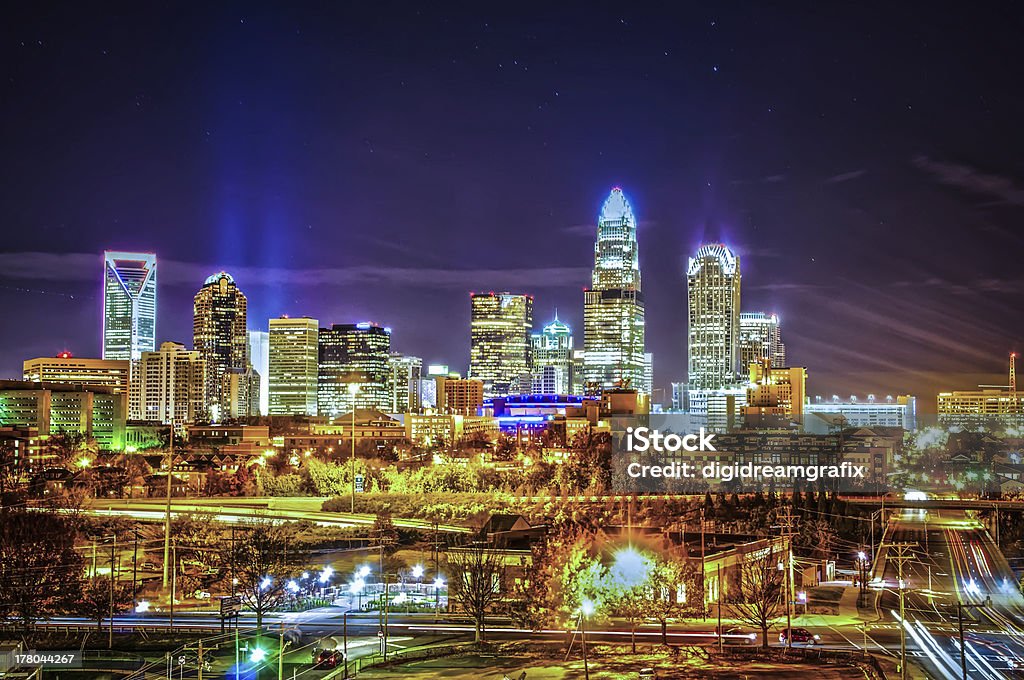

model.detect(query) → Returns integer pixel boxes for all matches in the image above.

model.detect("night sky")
[2,2,1023,409]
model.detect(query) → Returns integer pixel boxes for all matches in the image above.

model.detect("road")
[873,508,1024,678]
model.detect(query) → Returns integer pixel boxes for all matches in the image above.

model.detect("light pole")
[433,577,445,622]
[348,383,359,513]
[957,597,991,680]
[162,424,175,592]
[579,599,594,680]
[856,551,868,594]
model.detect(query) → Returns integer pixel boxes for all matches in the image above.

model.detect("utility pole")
[717,563,723,654]
[109,535,116,649]
[777,508,797,649]
[132,528,139,604]
[170,541,177,627]
[383,573,390,662]
[700,507,707,620]
[278,621,285,680]
[888,542,918,680]
[349,383,358,513]
[162,424,175,591]
[957,597,991,680]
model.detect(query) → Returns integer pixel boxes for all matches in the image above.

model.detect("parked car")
[638,669,657,679]
[779,627,820,644]
[193,590,211,600]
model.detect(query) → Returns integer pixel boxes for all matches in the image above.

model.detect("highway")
[874,508,1024,678]
[83,496,471,534]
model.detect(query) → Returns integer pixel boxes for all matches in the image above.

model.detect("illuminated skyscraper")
[318,323,392,415]
[130,341,205,432]
[469,292,533,397]
[387,352,422,413]
[530,315,574,394]
[268,317,319,416]
[248,330,270,415]
[583,188,645,391]
[686,244,741,389]
[739,312,785,372]
[193,272,248,419]
[102,251,157,361]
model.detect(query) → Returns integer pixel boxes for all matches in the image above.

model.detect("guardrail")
[322,641,475,678]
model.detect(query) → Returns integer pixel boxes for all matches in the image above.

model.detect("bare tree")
[728,547,785,649]
[646,559,702,644]
[612,587,647,653]
[77,577,134,630]
[447,543,502,643]
[0,510,84,629]
[225,523,303,632]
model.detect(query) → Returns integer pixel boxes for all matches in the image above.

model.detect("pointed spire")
[599,187,634,224]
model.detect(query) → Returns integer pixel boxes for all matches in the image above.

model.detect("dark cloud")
[823,170,866,184]
[913,156,1024,206]
[0,252,590,291]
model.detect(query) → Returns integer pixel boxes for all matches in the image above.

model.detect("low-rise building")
[23,353,131,394]
[806,394,916,430]
[0,380,127,460]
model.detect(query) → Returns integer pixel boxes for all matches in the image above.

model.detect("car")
[779,627,820,645]
[193,590,211,600]
[721,627,756,645]
[315,649,342,668]
[638,669,657,679]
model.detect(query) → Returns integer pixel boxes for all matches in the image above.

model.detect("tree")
[646,558,698,644]
[556,431,612,493]
[172,514,225,573]
[728,547,785,649]
[612,587,647,653]
[796,518,838,562]
[447,543,503,642]
[0,439,26,507]
[225,523,304,631]
[46,430,97,468]
[77,577,134,629]
[0,510,84,629]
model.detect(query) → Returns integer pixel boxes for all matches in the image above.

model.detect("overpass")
[841,495,1024,511]
[84,496,472,534]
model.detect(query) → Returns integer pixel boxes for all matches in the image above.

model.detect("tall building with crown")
[583,188,646,392]
[530,315,575,394]
[193,272,249,420]
[102,251,157,361]
[686,244,741,389]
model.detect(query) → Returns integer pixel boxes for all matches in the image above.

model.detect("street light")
[579,599,594,680]
[350,577,366,610]
[610,546,652,589]
[348,382,359,513]
[433,576,445,621]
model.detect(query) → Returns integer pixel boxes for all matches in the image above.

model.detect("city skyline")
[2,3,1023,408]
